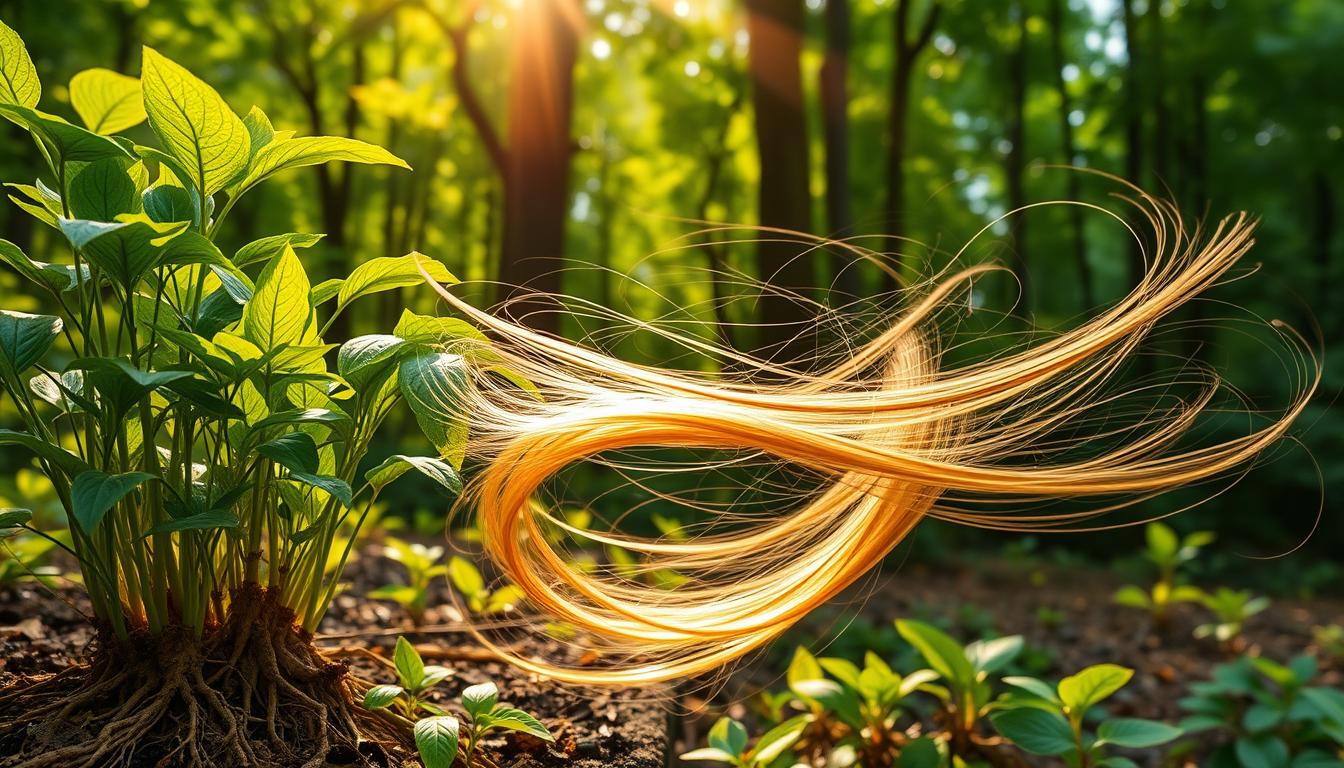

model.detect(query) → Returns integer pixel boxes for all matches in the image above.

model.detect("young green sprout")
[1112,522,1213,631]
[681,716,809,768]
[363,637,554,768]
[446,555,526,615]
[1194,587,1271,646]
[992,664,1182,768]
[368,537,449,626]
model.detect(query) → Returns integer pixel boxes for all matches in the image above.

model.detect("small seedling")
[993,664,1182,767]
[681,716,809,768]
[446,555,526,615]
[895,619,1024,753]
[787,646,939,765]
[364,637,554,768]
[1112,522,1212,630]
[1194,587,1270,645]
[1179,654,1344,764]
[369,537,449,625]
[1312,625,1344,664]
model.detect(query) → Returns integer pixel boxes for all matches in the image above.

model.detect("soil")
[0,542,669,768]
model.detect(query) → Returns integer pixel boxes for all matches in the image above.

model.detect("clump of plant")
[369,537,448,625]
[1112,521,1212,631]
[446,554,526,615]
[1194,587,1270,647]
[895,619,1024,757]
[0,21,495,765]
[991,663,1182,767]
[1178,654,1344,766]
[784,646,939,766]
[681,715,814,768]
[363,637,554,768]
[1312,624,1344,665]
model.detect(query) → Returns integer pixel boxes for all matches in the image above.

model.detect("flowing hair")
[418,187,1317,685]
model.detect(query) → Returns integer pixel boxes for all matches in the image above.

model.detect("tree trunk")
[1005,1,1030,320]
[1148,0,1169,187]
[746,0,815,362]
[884,0,940,289]
[1048,0,1093,309]
[498,0,581,334]
[820,0,861,299]
[1120,0,1145,287]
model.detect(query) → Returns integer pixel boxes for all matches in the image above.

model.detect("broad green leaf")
[6,182,59,227]
[236,135,410,194]
[69,68,145,134]
[0,309,61,375]
[1057,664,1133,717]
[817,657,863,690]
[482,707,553,742]
[448,556,485,597]
[1003,676,1061,704]
[1112,585,1152,609]
[362,684,403,710]
[30,369,87,413]
[144,510,240,536]
[790,679,864,731]
[0,509,32,529]
[258,432,319,474]
[787,646,823,692]
[311,278,343,305]
[394,635,425,689]
[707,717,748,757]
[58,217,187,288]
[1096,718,1182,748]
[337,334,405,390]
[0,104,132,161]
[242,245,315,351]
[896,619,976,690]
[894,737,940,768]
[140,47,248,196]
[335,253,457,312]
[70,470,154,534]
[752,715,807,765]
[68,357,193,418]
[399,351,469,468]
[420,666,452,689]
[990,708,1076,756]
[69,157,141,221]
[483,584,525,614]
[461,682,498,719]
[680,748,737,763]
[1234,734,1291,768]
[1145,522,1179,561]
[967,634,1024,675]
[250,407,345,433]
[413,716,460,768]
[365,454,462,495]
[0,20,39,107]
[142,184,195,224]
[394,309,488,345]
[0,429,90,476]
[233,232,323,268]
[287,472,352,507]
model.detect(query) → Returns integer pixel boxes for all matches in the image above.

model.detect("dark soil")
[0,542,669,768]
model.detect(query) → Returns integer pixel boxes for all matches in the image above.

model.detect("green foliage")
[1195,588,1271,645]
[1112,522,1213,629]
[364,639,553,768]
[992,664,1182,768]
[895,619,1023,746]
[0,25,490,641]
[368,537,447,626]
[446,555,526,616]
[1178,655,1344,767]
[680,715,811,768]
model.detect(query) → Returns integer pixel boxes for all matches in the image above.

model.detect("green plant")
[991,663,1182,768]
[785,646,939,766]
[895,619,1023,755]
[0,519,64,587]
[1112,522,1212,629]
[1313,625,1344,664]
[1195,587,1270,645]
[0,22,494,762]
[369,537,448,625]
[446,554,526,615]
[681,716,811,768]
[364,637,554,768]
[1178,654,1344,766]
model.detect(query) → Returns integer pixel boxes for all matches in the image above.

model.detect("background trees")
[0,0,1338,555]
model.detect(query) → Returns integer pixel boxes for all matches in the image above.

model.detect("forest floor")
[3,542,1342,768]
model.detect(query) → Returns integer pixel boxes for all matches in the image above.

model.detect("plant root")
[0,584,406,768]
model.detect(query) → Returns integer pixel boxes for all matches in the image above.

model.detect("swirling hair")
[418,185,1317,685]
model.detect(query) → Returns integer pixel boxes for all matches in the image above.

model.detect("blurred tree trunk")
[1005,1,1030,320]
[884,0,940,289]
[1148,0,1169,186]
[1120,0,1146,288]
[1048,0,1093,310]
[746,0,815,362]
[820,0,861,299]
[1181,71,1210,363]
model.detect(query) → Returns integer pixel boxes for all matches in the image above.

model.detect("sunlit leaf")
[69,68,145,134]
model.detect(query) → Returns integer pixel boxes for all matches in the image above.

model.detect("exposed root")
[0,584,407,768]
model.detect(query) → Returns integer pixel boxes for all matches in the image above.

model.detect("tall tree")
[1120,0,1146,288]
[1048,0,1093,309]
[819,0,861,298]
[884,0,941,286]
[745,0,815,361]
[1005,0,1031,318]
[437,0,581,334]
